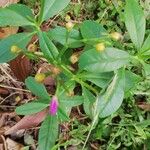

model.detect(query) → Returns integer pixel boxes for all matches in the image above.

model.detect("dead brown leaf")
[9,55,32,82]
[0,88,9,95]
[0,0,19,7]
[6,138,23,150]
[0,0,19,39]
[5,109,48,135]
[0,27,18,39]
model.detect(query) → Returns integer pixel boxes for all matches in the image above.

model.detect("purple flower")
[49,96,58,116]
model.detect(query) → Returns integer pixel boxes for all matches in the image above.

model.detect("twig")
[0,65,16,82]
[0,84,31,93]
[0,91,20,105]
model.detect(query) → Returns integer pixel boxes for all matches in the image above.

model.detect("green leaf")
[25,77,50,100]
[82,72,113,88]
[125,70,141,93]
[79,47,130,73]
[39,115,58,150]
[58,107,69,122]
[59,95,83,116]
[0,4,34,27]
[39,0,70,23]
[80,20,107,39]
[136,119,150,127]
[0,33,33,63]
[124,0,146,49]
[82,87,95,117]
[16,101,49,115]
[143,63,150,76]
[134,126,147,139]
[47,26,83,48]
[60,96,84,107]
[141,34,150,52]
[97,69,125,118]
[39,31,59,60]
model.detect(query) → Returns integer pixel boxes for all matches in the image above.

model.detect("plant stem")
[82,113,99,150]
[75,78,98,95]
[60,65,98,95]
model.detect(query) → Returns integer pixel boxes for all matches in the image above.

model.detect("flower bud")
[65,15,71,22]
[35,73,46,83]
[28,44,37,52]
[110,32,122,41]
[10,45,21,54]
[49,96,59,116]
[95,43,105,52]
[51,67,61,75]
[66,21,74,31]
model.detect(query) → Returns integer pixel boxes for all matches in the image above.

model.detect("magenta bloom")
[49,96,58,116]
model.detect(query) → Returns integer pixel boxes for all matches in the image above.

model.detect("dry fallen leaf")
[6,138,23,150]
[9,55,32,82]
[0,87,9,95]
[0,0,19,7]
[0,27,18,39]
[5,109,48,135]
[0,0,19,39]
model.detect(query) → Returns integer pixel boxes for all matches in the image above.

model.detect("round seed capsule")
[65,15,71,22]
[66,21,74,31]
[28,44,37,52]
[110,32,122,41]
[35,73,46,83]
[95,43,105,52]
[10,45,21,53]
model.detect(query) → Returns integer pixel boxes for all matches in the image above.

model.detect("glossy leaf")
[125,0,146,49]
[25,77,50,100]
[80,20,106,39]
[97,69,125,118]
[47,26,83,48]
[79,48,130,73]
[16,101,49,115]
[39,0,70,23]
[0,33,33,63]
[39,31,59,60]
[0,4,34,27]
[38,115,58,150]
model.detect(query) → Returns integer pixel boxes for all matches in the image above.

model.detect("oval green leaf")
[80,20,107,39]
[25,77,50,100]
[97,69,125,118]
[38,115,58,150]
[16,101,49,115]
[0,32,33,63]
[0,4,34,27]
[79,47,130,73]
[47,26,83,48]
[125,0,146,49]
[39,31,59,60]
[39,0,70,23]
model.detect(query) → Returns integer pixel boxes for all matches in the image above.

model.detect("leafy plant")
[0,0,150,149]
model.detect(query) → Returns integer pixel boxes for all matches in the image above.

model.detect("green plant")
[0,0,150,149]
